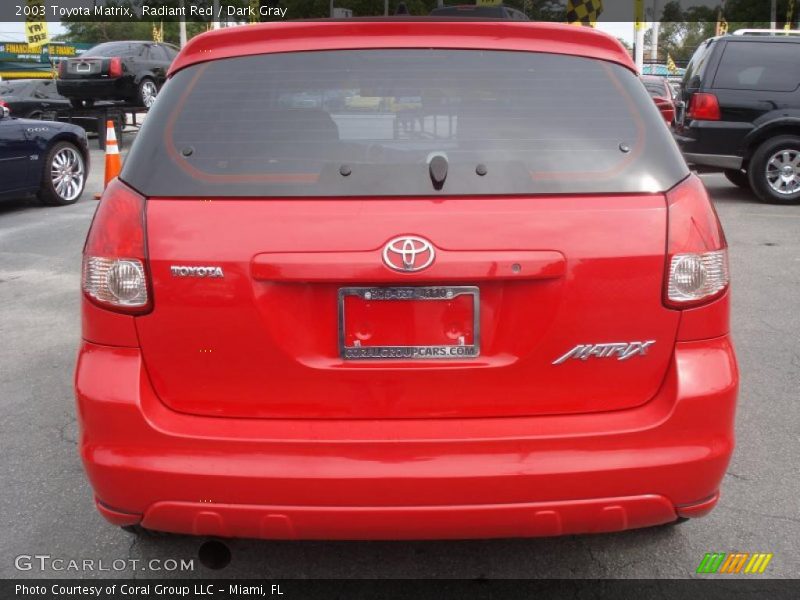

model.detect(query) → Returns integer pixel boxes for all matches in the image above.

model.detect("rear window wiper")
[429,155,448,190]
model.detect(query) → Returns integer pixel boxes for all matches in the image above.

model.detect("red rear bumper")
[75,336,737,540]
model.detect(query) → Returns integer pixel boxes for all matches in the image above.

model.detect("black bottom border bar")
[4,579,800,600]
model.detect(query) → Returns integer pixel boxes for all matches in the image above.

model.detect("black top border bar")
[2,0,798,24]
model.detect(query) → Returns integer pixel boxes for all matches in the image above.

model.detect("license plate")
[76,63,91,73]
[339,286,480,360]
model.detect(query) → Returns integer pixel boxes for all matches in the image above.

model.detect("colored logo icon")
[696,552,773,574]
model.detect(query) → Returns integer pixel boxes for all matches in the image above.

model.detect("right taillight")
[108,57,123,78]
[687,92,720,121]
[82,179,151,314]
[664,175,729,309]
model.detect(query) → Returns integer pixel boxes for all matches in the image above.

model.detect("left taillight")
[687,92,720,121]
[82,179,152,314]
[108,57,123,77]
[664,175,730,309]
[57,60,66,78]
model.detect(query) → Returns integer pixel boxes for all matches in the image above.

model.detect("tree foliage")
[653,0,797,62]
[55,21,209,45]
[56,1,231,44]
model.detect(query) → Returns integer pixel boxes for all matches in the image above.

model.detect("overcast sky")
[0,19,636,45]
[596,21,637,44]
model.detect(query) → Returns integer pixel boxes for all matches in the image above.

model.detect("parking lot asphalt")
[1,143,798,579]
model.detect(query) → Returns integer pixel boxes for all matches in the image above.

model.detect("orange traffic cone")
[94,120,122,200]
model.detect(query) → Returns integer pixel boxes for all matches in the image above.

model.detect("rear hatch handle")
[252,250,566,282]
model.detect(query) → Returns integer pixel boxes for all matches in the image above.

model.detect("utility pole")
[179,0,187,47]
[635,27,645,73]
[650,0,660,61]
[771,0,777,29]
[213,0,221,29]
[634,0,645,73]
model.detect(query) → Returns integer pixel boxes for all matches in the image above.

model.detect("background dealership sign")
[0,41,94,63]
[0,41,94,79]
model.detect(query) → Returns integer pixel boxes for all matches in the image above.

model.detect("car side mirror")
[0,106,9,119]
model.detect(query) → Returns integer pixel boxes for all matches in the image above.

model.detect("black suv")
[675,32,800,204]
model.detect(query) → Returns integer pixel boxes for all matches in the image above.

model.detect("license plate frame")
[338,286,480,360]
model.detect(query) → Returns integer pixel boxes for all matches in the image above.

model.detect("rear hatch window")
[122,49,686,197]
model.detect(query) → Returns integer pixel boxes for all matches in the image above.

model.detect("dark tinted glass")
[83,42,141,57]
[0,80,32,95]
[39,80,62,98]
[122,50,687,197]
[643,80,667,97]
[150,45,169,61]
[713,41,800,92]
[32,81,50,97]
[683,40,715,92]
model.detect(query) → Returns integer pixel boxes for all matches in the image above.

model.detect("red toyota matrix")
[75,21,738,539]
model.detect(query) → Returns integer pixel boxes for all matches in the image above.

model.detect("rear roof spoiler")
[168,20,636,76]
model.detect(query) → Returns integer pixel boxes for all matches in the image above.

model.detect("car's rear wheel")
[69,98,94,110]
[749,136,800,204]
[724,168,750,190]
[138,78,158,108]
[37,141,86,206]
